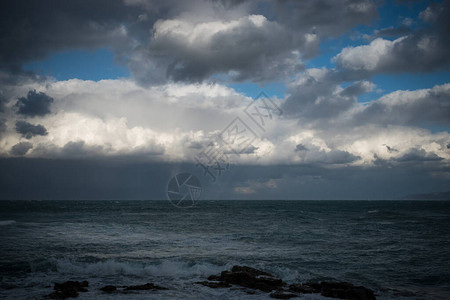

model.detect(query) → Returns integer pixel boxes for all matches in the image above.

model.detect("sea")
[0,200,449,300]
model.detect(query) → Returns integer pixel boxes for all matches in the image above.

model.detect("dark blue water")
[1,200,449,299]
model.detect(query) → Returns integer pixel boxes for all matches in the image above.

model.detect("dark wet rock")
[270,290,298,299]
[46,280,88,299]
[125,282,168,291]
[100,285,117,293]
[196,281,231,288]
[54,280,88,292]
[219,271,283,292]
[288,283,317,294]
[231,265,273,277]
[320,281,376,300]
[207,274,221,281]
[203,266,376,299]
[209,265,285,292]
[304,281,322,292]
[47,289,78,299]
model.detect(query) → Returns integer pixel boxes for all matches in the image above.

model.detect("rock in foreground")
[125,282,168,291]
[320,281,376,300]
[46,280,88,299]
[99,282,168,294]
[200,265,376,300]
[99,285,117,293]
[217,265,286,292]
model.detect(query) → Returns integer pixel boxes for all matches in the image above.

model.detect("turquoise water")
[1,200,449,299]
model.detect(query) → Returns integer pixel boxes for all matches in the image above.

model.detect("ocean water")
[0,200,449,300]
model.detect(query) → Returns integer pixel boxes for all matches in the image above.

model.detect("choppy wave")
[0,220,16,226]
[52,258,232,279]
[1,200,449,299]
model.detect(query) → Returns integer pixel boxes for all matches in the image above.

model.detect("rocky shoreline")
[45,265,376,299]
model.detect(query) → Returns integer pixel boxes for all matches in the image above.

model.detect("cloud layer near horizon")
[0,76,448,170]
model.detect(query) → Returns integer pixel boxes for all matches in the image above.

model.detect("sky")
[0,0,449,200]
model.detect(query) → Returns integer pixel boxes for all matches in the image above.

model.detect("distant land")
[398,191,450,200]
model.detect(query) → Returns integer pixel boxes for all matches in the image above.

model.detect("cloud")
[271,0,377,38]
[0,69,448,175]
[0,119,6,137]
[393,148,443,162]
[0,94,6,112]
[129,0,379,84]
[283,66,449,129]
[351,83,450,125]
[233,178,277,195]
[282,68,374,119]
[10,141,33,156]
[0,78,249,161]
[15,121,48,139]
[375,26,411,37]
[334,1,450,76]
[0,0,139,72]
[0,0,381,85]
[15,90,54,117]
[294,143,361,165]
[130,14,306,83]
[295,144,308,151]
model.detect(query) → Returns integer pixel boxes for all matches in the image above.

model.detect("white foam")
[54,258,231,279]
[0,220,16,226]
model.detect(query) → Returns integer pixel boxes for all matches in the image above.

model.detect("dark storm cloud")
[271,0,377,38]
[323,150,360,164]
[10,142,33,156]
[0,158,175,200]
[15,90,53,117]
[293,144,359,164]
[132,14,306,83]
[0,119,6,134]
[393,148,443,162]
[284,66,449,127]
[282,69,373,119]
[0,0,380,84]
[295,146,361,164]
[131,0,379,83]
[0,94,6,112]
[335,1,450,76]
[0,0,138,71]
[15,121,48,139]
[0,158,448,200]
[295,144,308,151]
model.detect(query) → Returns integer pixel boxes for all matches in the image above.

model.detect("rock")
[207,275,222,281]
[216,265,285,292]
[319,281,376,300]
[288,283,317,294]
[195,281,231,288]
[203,266,376,300]
[100,285,117,293]
[54,280,88,292]
[125,283,168,291]
[270,290,298,299]
[231,265,273,277]
[46,280,89,299]
[47,289,78,299]
[254,275,285,292]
